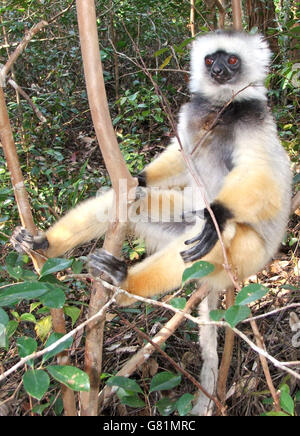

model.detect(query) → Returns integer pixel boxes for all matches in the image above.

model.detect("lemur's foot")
[88,248,136,306]
[11,227,49,254]
[88,248,127,285]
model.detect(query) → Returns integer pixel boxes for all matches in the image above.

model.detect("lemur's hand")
[11,227,49,254]
[180,202,233,263]
[88,249,135,306]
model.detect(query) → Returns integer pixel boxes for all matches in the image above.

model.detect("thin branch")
[117,311,226,415]
[249,317,280,411]
[232,0,243,31]
[0,21,48,84]
[0,85,77,416]
[217,287,235,405]
[0,294,117,383]
[76,0,137,416]
[98,285,209,411]
[8,79,47,123]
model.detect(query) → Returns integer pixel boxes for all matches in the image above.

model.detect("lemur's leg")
[88,222,265,306]
[11,190,114,257]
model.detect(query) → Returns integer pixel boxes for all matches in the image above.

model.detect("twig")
[98,285,208,411]
[117,311,226,415]
[242,303,300,323]
[95,278,300,382]
[0,10,78,415]
[249,317,281,411]
[76,0,137,416]
[0,21,48,84]
[191,83,254,155]
[8,79,47,123]
[0,294,117,383]
[217,287,235,405]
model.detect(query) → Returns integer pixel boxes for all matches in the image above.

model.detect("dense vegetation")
[0,0,299,416]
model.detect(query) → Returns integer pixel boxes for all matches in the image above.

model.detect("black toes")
[11,227,49,253]
[88,248,127,285]
[11,227,34,253]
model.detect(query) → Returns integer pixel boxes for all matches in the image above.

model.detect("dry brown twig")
[8,79,47,123]
[76,0,137,416]
[116,310,226,415]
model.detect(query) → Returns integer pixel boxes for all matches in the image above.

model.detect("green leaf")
[35,315,52,341]
[20,313,36,323]
[156,397,176,416]
[39,286,66,308]
[64,306,80,327]
[169,297,186,310]
[262,411,290,416]
[40,258,73,278]
[235,284,268,306]
[23,369,50,400]
[225,305,251,327]
[280,386,294,415]
[42,333,73,363]
[46,365,90,392]
[209,309,225,321]
[31,403,50,415]
[71,260,84,274]
[0,308,9,326]
[6,320,18,338]
[17,337,37,357]
[182,261,214,285]
[0,281,50,307]
[159,55,172,70]
[149,372,181,393]
[154,47,169,57]
[6,264,23,280]
[176,393,194,416]
[107,376,143,394]
[118,393,145,408]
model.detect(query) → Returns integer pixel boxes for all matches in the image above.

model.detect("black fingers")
[88,248,127,285]
[180,201,233,263]
[11,227,49,253]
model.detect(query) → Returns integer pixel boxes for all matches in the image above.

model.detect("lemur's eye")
[205,57,214,66]
[228,55,238,65]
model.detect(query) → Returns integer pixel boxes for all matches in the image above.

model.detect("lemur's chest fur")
[180,96,268,204]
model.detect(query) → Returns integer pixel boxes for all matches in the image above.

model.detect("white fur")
[190,31,272,103]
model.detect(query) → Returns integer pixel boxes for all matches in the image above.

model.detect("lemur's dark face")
[204,50,241,84]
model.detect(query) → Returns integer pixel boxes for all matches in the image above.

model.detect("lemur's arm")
[140,140,188,189]
[181,164,281,262]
